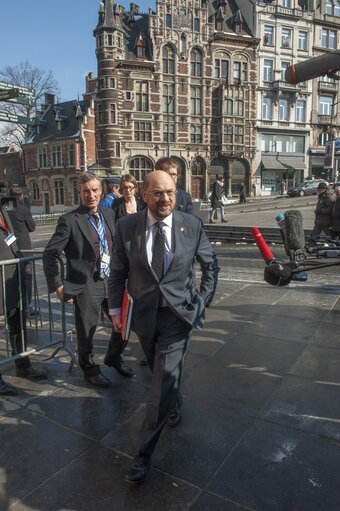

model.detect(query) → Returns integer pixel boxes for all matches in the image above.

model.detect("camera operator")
[0,181,47,396]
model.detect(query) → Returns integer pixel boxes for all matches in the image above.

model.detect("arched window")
[163,45,174,74]
[191,48,203,76]
[215,52,229,79]
[129,157,153,185]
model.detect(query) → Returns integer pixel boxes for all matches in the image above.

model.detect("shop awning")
[261,156,306,170]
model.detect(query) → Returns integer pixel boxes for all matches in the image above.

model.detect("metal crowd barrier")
[0,253,78,371]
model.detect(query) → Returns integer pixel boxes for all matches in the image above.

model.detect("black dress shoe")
[168,403,182,427]
[0,378,18,396]
[125,455,151,483]
[111,360,135,378]
[84,374,112,387]
[16,366,48,381]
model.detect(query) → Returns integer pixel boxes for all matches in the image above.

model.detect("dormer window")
[216,20,223,31]
[136,33,146,59]
[235,22,241,33]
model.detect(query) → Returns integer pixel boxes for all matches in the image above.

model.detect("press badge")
[102,252,110,264]
[4,233,16,246]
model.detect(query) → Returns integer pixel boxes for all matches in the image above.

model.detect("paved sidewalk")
[1,270,340,511]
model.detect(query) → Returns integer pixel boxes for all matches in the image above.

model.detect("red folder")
[121,288,133,341]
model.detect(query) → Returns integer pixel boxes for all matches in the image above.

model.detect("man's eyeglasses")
[150,190,176,199]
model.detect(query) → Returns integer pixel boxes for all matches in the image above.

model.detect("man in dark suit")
[7,186,36,310]
[43,172,134,387]
[0,188,46,395]
[108,171,219,482]
[155,157,193,214]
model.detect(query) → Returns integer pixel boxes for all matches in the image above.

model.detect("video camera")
[0,181,17,211]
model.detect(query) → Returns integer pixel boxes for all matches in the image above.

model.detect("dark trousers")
[7,307,30,370]
[309,224,332,243]
[138,308,192,457]
[73,276,126,377]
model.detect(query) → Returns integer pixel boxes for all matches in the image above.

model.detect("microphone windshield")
[284,210,305,252]
[264,260,292,286]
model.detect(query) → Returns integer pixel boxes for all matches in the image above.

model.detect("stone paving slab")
[1,278,340,510]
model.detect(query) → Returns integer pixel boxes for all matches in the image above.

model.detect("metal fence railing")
[0,253,77,371]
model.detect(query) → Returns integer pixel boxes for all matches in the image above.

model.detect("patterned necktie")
[152,221,165,280]
[94,212,110,278]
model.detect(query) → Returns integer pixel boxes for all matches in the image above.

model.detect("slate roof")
[209,0,255,37]
[25,100,90,144]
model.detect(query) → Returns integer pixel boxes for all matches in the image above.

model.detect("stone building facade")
[94,0,259,198]
[23,85,96,214]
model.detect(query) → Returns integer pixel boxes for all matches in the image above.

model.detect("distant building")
[0,145,27,192]
[93,0,259,198]
[23,78,96,213]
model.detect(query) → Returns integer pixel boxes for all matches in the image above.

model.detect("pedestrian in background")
[99,177,121,208]
[155,157,193,214]
[8,186,36,313]
[280,181,286,195]
[239,182,247,204]
[309,182,335,243]
[332,186,340,240]
[112,174,146,223]
[209,175,228,223]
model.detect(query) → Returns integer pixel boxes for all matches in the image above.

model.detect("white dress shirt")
[109,210,174,316]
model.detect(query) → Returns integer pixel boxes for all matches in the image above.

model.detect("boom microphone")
[284,210,306,261]
[285,51,340,84]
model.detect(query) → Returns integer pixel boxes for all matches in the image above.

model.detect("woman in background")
[112,174,145,222]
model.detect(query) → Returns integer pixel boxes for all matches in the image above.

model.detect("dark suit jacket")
[108,209,219,337]
[175,188,193,214]
[43,206,116,297]
[112,196,146,223]
[0,209,20,313]
[7,200,35,251]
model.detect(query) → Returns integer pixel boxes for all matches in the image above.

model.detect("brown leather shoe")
[222,219,228,223]
[209,219,216,224]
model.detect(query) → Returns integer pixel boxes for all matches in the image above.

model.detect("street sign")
[6,95,36,106]
[0,88,19,101]
[0,110,35,125]
[0,80,34,97]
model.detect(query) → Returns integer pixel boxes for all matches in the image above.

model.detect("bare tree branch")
[0,61,59,149]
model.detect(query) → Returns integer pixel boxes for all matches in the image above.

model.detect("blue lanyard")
[86,212,107,252]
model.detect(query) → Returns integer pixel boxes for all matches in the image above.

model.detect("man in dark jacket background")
[8,186,36,310]
[332,186,340,239]
[209,175,228,224]
[309,182,335,243]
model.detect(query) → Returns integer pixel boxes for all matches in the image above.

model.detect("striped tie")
[94,212,110,278]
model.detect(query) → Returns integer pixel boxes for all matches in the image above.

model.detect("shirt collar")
[147,210,173,229]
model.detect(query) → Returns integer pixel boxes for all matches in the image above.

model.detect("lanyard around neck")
[86,212,107,252]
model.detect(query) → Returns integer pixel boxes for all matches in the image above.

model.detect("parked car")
[287,180,329,197]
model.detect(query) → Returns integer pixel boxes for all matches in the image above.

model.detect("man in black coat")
[0,188,46,395]
[7,186,36,309]
[155,157,193,214]
[43,172,134,387]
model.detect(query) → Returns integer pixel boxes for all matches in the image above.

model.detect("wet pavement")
[1,255,340,510]
[1,202,340,511]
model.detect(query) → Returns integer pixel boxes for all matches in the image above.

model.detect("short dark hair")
[9,186,23,198]
[155,157,178,173]
[106,182,119,193]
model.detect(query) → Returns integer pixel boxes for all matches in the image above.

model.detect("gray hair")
[77,172,101,187]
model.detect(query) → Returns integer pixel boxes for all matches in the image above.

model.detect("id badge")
[102,252,110,264]
[4,233,16,246]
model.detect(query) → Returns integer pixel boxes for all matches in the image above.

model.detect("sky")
[0,0,154,103]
